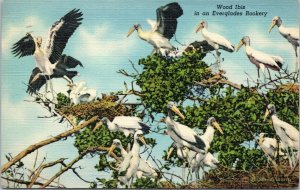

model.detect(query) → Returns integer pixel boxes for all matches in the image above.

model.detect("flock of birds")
[10,2,299,186]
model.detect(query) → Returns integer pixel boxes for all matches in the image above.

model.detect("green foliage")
[97,178,118,188]
[136,51,214,112]
[131,177,160,188]
[131,52,299,172]
[56,92,70,109]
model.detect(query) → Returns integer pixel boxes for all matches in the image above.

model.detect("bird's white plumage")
[146,19,158,32]
[202,28,234,51]
[278,26,299,42]
[271,115,299,150]
[112,139,157,179]
[70,81,97,105]
[166,117,205,153]
[245,46,283,68]
[259,133,283,158]
[105,116,149,137]
[202,152,219,168]
[118,131,143,184]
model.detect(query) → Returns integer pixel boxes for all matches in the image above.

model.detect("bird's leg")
[286,147,294,168]
[49,76,56,102]
[260,64,267,83]
[294,46,299,72]
[215,50,221,70]
[257,67,260,79]
[290,148,296,168]
[266,68,272,81]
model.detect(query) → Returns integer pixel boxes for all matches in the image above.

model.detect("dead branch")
[28,158,67,188]
[1,115,99,173]
[1,176,63,188]
[41,146,116,188]
[27,169,64,187]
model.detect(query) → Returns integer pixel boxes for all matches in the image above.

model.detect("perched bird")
[109,139,158,179]
[117,130,147,185]
[69,81,97,105]
[97,116,150,137]
[11,9,83,96]
[195,20,234,68]
[127,2,183,55]
[236,36,283,78]
[269,16,299,69]
[202,152,219,169]
[165,102,223,155]
[27,55,82,95]
[258,133,284,159]
[264,104,299,167]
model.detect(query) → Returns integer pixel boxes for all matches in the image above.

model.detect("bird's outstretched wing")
[56,54,83,69]
[155,2,183,39]
[45,9,83,64]
[26,67,48,95]
[147,19,158,32]
[11,34,35,58]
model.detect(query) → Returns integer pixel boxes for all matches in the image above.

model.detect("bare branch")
[28,158,67,188]
[1,116,99,173]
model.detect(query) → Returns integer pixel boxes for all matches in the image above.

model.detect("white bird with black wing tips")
[165,102,223,155]
[264,104,299,167]
[96,116,151,137]
[11,9,83,96]
[127,2,183,55]
[195,20,235,69]
[236,36,283,79]
[108,139,158,179]
[269,16,299,70]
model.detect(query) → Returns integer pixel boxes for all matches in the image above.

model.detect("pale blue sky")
[1,0,299,188]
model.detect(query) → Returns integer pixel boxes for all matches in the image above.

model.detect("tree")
[1,48,299,188]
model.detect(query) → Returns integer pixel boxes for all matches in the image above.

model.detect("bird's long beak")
[171,106,185,120]
[195,23,202,33]
[236,40,244,52]
[127,26,135,37]
[167,147,174,160]
[139,135,147,146]
[212,121,223,134]
[108,144,116,155]
[93,121,103,132]
[264,109,270,122]
[268,21,276,33]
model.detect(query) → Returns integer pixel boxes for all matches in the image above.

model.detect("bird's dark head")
[195,20,207,33]
[127,24,140,37]
[112,139,122,148]
[269,16,282,33]
[236,36,250,52]
[167,101,185,119]
[100,117,109,126]
[108,139,122,155]
[134,130,147,146]
[134,24,141,30]
[207,117,223,134]
[264,104,276,121]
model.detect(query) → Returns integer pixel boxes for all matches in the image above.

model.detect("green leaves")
[136,52,213,112]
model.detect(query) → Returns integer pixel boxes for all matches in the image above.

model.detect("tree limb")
[28,158,67,188]
[1,176,63,188]
[41,146,115,188]
[1,115,99,173]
